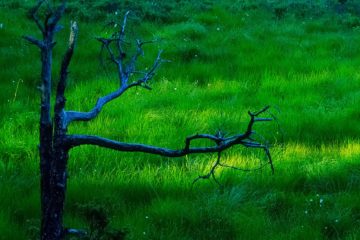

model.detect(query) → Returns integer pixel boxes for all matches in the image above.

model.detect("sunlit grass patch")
[339,141,360,159]
[1,1,360,239]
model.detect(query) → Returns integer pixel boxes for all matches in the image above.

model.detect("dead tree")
[24,1,274,239]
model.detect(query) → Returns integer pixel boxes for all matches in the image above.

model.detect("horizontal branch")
[65,106,274,176]
[65,133,274,176]
[65,106,271,153]
[23,35,44,48]
[63,228,86,238]
[185,134,224,151]
[66,134,235,157]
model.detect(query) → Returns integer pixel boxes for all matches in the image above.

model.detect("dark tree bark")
[24,1,274,239]
[24,1,68,239]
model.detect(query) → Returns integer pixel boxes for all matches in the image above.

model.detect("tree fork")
[24,1,275,239]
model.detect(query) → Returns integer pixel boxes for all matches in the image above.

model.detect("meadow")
[0,0,360,239]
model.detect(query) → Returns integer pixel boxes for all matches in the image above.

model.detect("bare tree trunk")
[24,2,275,239]
[39,38,56,240]
[38,43,70,240]
[42,145,69,239]
[23,2,68,238]
[40,60,71,239]
[42,113,69,239]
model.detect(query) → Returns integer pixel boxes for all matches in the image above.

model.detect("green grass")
[1,1,360,239]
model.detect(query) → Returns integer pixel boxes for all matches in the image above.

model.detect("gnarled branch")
[65,82,138,123]
[65,107,274,175]
[66,13,164,125]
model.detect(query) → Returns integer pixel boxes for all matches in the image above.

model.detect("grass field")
[0,1,360,239]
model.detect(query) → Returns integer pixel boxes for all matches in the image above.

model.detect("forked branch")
[65,107,275,176]
[24,0,66,49]
[29,0,46,33]
[24,1,276,239]
[199,141,273,186]
[65,12,165,124]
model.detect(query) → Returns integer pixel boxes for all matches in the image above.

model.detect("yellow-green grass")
[1,1,360,239]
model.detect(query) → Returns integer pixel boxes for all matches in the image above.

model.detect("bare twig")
[63,228,87,238]
[68,17,164,124]
[193,152,223,187]
[29,0,46,33]
[23,35,44,48]
[191,128,274,187]
[47,0,66,29]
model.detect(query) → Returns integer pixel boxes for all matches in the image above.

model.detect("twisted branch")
[66,12,165,124]
[65,107,275,178]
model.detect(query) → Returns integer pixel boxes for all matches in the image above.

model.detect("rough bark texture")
[39,45,55,239]
[24,1,274,239]
[24,2,72,239]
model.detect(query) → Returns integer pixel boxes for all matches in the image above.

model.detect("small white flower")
[0,23,3,29]
[145,216,149,219]
[304,210,308,214]
[310,199,313,202]
[174,87,177,91]
[143,232,146,235]
[114,23,118,28]
[115,11,118,15]
[335,219,339,223]
[216,27,220,31]
[320,199,324,204]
